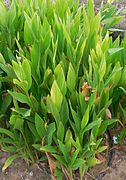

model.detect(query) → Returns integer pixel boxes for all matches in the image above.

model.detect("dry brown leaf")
[85,96,90,102]
[46,152,56,180]
[96,154,106,162]
[112,145,126,152]
[80,81,92,98]
[104,133,110,156]
[61,165,70,180]
[2,92,8,102]
[106,108,112,119]
[95,93,100,105]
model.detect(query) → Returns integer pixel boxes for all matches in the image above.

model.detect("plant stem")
[69,169,73,180]
[22,131,35,163]
[79,166,86,180]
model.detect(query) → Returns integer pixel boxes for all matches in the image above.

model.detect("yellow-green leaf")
[2,155,19,172]
[67,63,76,92]
[51,80,63,111]
[81,106,89,130]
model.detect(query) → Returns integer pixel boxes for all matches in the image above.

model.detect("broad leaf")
[81,106,89,130]
[35,114,46,138]
[51,80,63,111]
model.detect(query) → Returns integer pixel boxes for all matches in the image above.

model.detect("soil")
[85,150,126,180]
[0,147,126,180]
[0,151,51,180]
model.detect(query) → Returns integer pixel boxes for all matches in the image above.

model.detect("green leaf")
[8,0,16,27]
[0,138,14,145]
[46,122,56,144]
[81,106,89,130]
[2,146,17,153]
[8,91,31,106]
[27,122,41,142]
[108,48,123,55]
[83,120,101,134]
[58,140,69,163]
[105,65,122,86]
[12,61,25,82]
[119,87,126,94]
[54,64,66,95]
[57,121,64,142]
[62,23,72,45]
[0,53,5,64]
[2,155,19,172]
[47,96,61,125]
[97,146,107,153]
[31,42,40,78]
[28,122,40,141]
[0,76,13,83]
[98,119,118,135]
[0,2,7,26]
[69,149,79,167]
[32,144,42,151]
[79,92,87,115]
[88,92,96,110]
[99,55,106,81]
[35,114,46,138]
[41,97,47,117]
[60,97,69,125]
[69,101,80,131]
[52,154,66,166]
[65,129,73,152]
[11,108,31,118]
[111,62,122,86]
[24,12,33,44]
[0,128,14,139]
[37,156,47,162]
[40,145,57,153]
[0,63,15,77]
[54,168,64,180]
[1,93,12,114]
[30,95,39,112]
[13,79,28,93]
[10,115,24,132]
[22,59,32,90]
[7,48,16,61]
[72,158,85,170]
[67,63,76,92]
[51,80,63,111]
[87,0,95,21]
[108,28,125,32]
[117,128,126,143]
[31,13,41,40]
[23,109,31,117]
[83,6,90,37]
[87,157,101,168]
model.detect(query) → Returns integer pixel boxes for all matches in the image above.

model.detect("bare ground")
[85,150,126,180]
[1,148,126,180]
[0,151,51,180]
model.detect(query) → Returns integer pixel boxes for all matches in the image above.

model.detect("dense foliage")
[0,0,126,179]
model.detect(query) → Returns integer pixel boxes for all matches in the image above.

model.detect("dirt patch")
[0,151,51,180]
[85,149,126,180]
[102,150,126,180]
[1,149,126,180]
